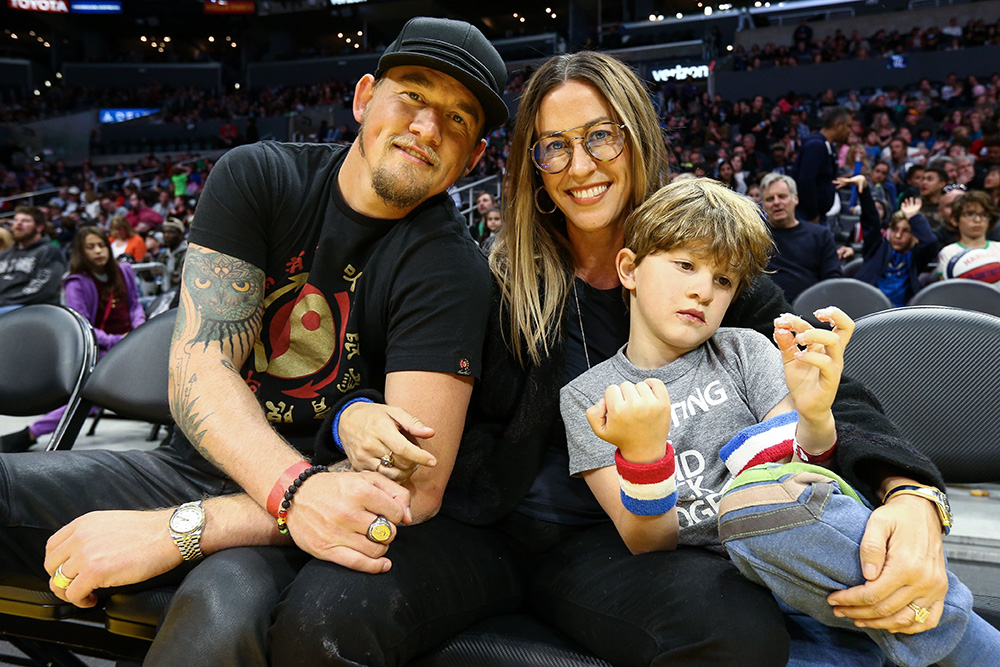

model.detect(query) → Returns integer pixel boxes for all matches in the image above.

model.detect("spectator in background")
[0,227,12,252]
[124,192,163,232]
[919,165,950,228]
[868,160,897,214]
[479,207,502,252]
[933,185,967,248]
[470,191,496,242]
[153,217,188,291]
[171,165,189,198]
[984,165,1000,209]
[109,215,146,261]
[0,226,145,452]
[884,136,913,185]
[761,173,842,302]
[0,206,66,316]
[793,106,851,223]
[151,190,173,219]
[936,191,1000,280]
[219,118,239,147]
[849,172,937,306]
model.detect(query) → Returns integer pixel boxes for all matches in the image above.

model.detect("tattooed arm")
[165,244,411,571]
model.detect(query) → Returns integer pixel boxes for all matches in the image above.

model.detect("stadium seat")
[908,279,1000,316]
[843,305,1000,628]
[792,278,893,327]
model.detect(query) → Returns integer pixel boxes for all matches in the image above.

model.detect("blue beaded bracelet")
[331,397,374,452]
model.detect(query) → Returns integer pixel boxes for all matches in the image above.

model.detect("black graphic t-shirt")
[183,141,490,462]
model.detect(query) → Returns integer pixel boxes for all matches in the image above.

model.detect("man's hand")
[837,245,855,261]
[900,197,923,220]
[827,493,948,634]
[337,401,436,483]
[45,509,181,608]
[586,379,671,463]
[285,471,412,574]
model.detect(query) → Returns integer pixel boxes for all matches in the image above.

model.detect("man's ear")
[464,139,488,176]
[352,74,377,124]
[617,248,638,290]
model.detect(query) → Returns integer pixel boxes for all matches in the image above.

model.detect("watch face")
[170,507,203,533]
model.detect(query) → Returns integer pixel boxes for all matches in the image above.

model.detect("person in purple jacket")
[0,226,146,452]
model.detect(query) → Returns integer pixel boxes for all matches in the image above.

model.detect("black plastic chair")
[792,278,893,327]
[843,306,1000,628]
[0,305,99,451]
[908,278,1000,317]
[0,307,608,666]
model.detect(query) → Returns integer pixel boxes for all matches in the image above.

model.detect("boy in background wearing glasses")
[935,190,1000,283]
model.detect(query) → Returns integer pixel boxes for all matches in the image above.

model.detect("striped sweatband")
[615,444,677,516]
[719,411,797,477]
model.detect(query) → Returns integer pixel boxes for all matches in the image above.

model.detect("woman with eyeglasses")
[334,51,952,666]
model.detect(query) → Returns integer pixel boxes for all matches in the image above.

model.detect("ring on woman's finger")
[379,453,394,468]
[367,516,393,543]
[907,602,931,624]
[51,564,75,589]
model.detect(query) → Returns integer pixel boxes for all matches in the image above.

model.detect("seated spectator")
[933,185,969,248]
[868,160,898,214]
[151,189,173,219]
[848,173,937,306]
[936,191,1000,281]
[109,215,146,261]
[124,192,164,232]
[0,226,145,452]
[984,165,1000,209]
[470,191,497,242]
[716,159,738,190]
[919,165,950,228]
[0,206,66,316]
[884,136,913,185]
[761,173,842,302]
[153,217,188,291]
[479,207,502,252]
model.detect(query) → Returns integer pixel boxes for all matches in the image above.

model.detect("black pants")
[1,446,788,667]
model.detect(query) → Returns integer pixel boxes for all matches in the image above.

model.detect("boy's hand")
[899,197,922,220]
[586,379,672,463]
[774,308,855,422]
[834,174,866,192]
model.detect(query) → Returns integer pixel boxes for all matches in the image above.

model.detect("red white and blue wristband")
[331,397,373,453]
[615,444,677,516]
[793,436,837,464]
[719,411,797,477]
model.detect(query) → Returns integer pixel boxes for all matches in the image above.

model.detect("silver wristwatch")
[168,501,206,561]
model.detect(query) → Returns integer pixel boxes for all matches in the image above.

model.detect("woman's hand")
[773,308,855,423]
[337,401,437,483]
[833,174,867,192]
[586,379,671,463]
[827,491,948,634]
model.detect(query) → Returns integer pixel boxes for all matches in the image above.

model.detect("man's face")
[762,180,798,228]
[354,66,486,211]
[938,189,962,226]
[11,212,42,246]
[476,193,495,214]
[920,171,945,198]
[162,227,183,249]
[988,145,1000,164]
[944,161,958,183]
[890,140,906,161]
[832,118,852,143]
[129,194,141,210]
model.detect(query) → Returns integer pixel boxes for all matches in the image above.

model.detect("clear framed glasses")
[530,121,627,174]
[943,183,967,194]
[960,210,989,220]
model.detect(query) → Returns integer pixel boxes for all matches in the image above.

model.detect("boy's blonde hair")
[624,177,774,295]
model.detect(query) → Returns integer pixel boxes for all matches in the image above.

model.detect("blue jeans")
[719,463,1000,667]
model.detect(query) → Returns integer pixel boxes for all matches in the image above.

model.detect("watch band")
[170,501,206,561]
[882,484,952,535]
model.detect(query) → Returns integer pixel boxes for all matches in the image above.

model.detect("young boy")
[935,190,1000,283]
[560,178,999,667]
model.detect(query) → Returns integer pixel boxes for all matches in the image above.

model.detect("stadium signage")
[650,62,714,82]
[100,108,160,124]
[204,0,255,13]
[70,0,122,13]
[8,0,69,12]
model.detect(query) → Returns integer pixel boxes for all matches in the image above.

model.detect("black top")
[177,141,490,468]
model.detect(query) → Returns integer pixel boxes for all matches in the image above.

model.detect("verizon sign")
[9,0,70,11]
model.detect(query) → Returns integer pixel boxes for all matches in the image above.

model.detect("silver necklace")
[573,281,592,370]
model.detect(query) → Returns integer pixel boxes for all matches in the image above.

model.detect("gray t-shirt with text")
[560,328,788,549]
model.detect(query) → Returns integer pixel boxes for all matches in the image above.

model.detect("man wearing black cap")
[0,17,507,664]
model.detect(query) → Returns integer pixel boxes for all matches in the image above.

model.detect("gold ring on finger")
[907,602,931,624]
[379,453,394,468]
[52,564,74,589]
[367,516,393,543]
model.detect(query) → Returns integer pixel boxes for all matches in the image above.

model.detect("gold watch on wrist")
[168,501,206,561]
[882,483,953,535]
